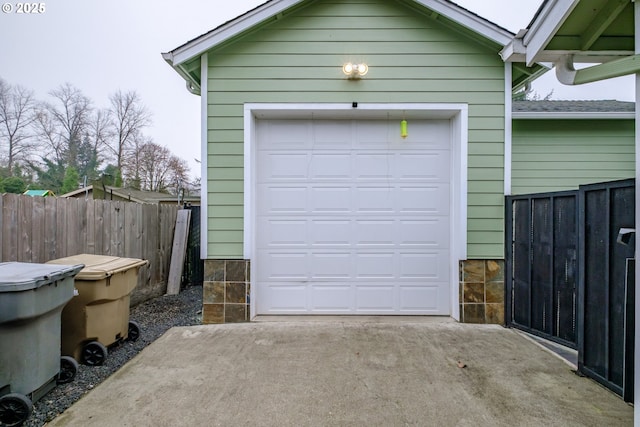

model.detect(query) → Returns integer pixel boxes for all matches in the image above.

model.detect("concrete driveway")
[49,318,633,427]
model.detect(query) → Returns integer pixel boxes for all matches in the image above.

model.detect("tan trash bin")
[46,254,148,366]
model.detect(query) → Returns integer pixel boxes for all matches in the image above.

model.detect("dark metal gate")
[506,191,578,348]
[182,204,204,287]
[506,179,635,402]
[578,179,634,401]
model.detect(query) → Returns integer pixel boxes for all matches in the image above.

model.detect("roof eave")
[413,0,513,46]
[166,0,514,71]
[167,0,300,68]
[162,52,201,95]
[521,0,580,66]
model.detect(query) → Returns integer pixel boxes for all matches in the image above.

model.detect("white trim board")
[243,103,469,321]
[200,53,209,259]
[504,63,512,196]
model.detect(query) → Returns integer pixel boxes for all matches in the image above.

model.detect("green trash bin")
[47,254,148,366]
[0,262,83,427]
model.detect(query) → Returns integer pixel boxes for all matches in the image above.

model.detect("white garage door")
[255,119,451,315]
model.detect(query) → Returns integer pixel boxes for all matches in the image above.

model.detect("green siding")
[512,119,635,195]
[205,0,506,259]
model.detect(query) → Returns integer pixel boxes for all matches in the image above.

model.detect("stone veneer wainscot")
[202,260,251,324]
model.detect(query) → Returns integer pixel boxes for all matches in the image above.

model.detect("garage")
[254,118,453,315]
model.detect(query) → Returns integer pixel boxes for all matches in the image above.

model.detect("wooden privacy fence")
[0,194,180,305]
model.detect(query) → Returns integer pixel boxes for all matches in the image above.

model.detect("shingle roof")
[513,100,635,113]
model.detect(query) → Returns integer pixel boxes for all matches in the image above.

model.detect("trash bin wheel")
[81,341,108,366]
[0,393,33,427]
[127,320,141,342]
[57,355,79,384]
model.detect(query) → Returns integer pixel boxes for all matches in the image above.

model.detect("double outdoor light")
[342,62,368,79]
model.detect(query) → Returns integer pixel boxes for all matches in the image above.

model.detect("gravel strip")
[21,285,203,427]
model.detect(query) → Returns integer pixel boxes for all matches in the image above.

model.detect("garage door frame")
[243,103,469,320]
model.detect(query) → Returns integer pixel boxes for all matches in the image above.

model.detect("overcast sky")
[0,0,634,179]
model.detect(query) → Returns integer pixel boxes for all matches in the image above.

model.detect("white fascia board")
[416,0,513,46]
[170,0,302,67]
[524,0,580,66]
[512,111,635,120]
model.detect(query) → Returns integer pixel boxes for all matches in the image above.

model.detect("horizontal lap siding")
[512,119,635,194]
[206,0,505,259]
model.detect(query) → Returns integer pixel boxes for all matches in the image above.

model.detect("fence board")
[31,197,45,263]
[44,197,57,260]
[3,195,18,262]
[0,194,181,305]
[18,195,33,262]
[55,197,67,258]
[86,200,96,254]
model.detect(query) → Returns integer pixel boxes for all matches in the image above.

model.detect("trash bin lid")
[46,254,148,280]
[0,262,84,292]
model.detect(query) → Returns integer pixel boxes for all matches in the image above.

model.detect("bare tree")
[0,78,38,174]
[108,90,151,172]
[122,139,189,193]
[34,83,93,168]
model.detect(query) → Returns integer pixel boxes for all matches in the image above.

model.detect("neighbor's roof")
[513,100,635,119]
[162,0,518,94]
[23,189,55,197]
[60,185,200,204]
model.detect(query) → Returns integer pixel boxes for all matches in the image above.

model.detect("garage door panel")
[399,219,449,248]
[400,121,451,149]
[355,219,395,247]
[355,285,396,311]
[258,185,307,214]
[398,185,450,214]
[309,154,352,180]
[261,284,308,312]
[356,253,395,279]
[355,187,396,213]
[257,152,309,181]
[309,253,352,279]
[309,220,351,247]
[399,286,443,311]
[355,122,395,147]
[313,120,353,148]
[258,252,308,281]
[261,120,310,148]
[257,218,307,248]
[354,154,394,180]
[310,187,351,213]
[399,152,450,181]
[399,252,449,280]
[310,284,353,311]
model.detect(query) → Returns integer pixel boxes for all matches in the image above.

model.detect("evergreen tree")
[61,166,80,194]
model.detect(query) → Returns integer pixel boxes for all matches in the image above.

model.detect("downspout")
[555,55,578,85]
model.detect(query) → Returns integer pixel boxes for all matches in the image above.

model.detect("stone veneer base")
[459,259,505,325]
[202,259,250,324]
[201,258,505,325]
